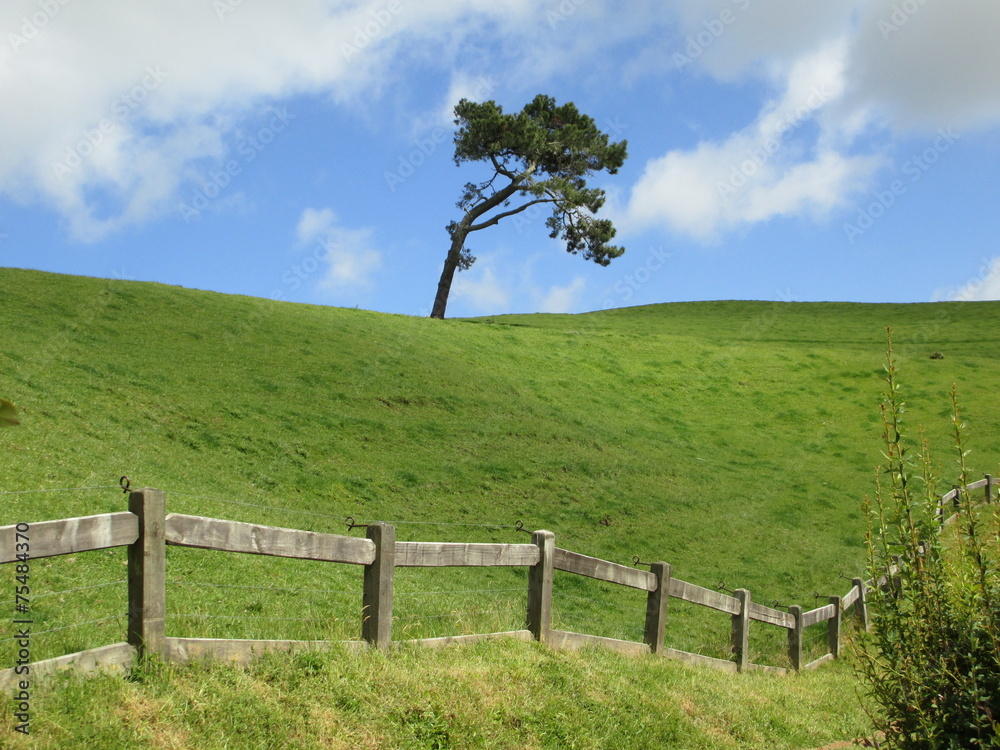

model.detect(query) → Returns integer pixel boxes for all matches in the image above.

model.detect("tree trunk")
[430,226,469,319]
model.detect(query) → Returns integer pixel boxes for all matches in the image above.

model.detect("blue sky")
[3,0,1000,318]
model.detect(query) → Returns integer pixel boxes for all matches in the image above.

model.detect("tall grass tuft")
[857,329,1000,748]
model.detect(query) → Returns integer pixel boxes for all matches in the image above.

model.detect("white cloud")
[626,43,881,239]
[438,72,500,126]
[6,0,1000,247]
[322,239,382,289]
[452,264,511,313]
[845,1,1000,131]
[644,1,1000,240]
[1,0,646,241]
[294,207,382,290]
[670,0,1000,135]
[938,257,1000,302]
[449,252,594,315]
[537,277,586,314]
[1,1,364,240]
[626,140,879,241]
[670,0,858,81]
[296,207,336,246]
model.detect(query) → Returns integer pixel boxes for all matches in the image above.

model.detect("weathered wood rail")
[1,475,993,689]
[938,476,993,527]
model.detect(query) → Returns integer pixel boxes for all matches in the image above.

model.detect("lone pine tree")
[430,94,627,319]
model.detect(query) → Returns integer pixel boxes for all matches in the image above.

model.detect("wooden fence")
[938,475,994,527]
[1,475,993,690]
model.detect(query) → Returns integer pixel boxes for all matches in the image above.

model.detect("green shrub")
[858,331,1000,748]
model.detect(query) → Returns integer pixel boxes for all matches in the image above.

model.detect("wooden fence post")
[828,595,842,659]
[852,578,869,631]
[527,530,554,643]
[362,522,395,648]
[644,562,670,654]
[787,605,803,672]
[889,555,902,599]
[127,488,166,662]
[731,589,750,672]
[986,474,994,504]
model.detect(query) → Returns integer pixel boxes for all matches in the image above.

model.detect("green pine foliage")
[432,94,626,317]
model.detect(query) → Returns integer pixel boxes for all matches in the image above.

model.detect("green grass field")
[1,267,998,748]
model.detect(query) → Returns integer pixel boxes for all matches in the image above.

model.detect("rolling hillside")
[3,269,997,583]
[1,267,999,747]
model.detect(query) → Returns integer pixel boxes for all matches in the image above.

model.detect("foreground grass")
[0,639,872,749]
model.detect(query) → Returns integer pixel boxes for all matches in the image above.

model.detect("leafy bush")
[858,331,1000,748]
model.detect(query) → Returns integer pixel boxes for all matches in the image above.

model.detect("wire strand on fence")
[555,592,648,616]
[165,491,345,522]
[0,485,122,496]
[167,490,517,533]
[395,588,523,597]
[168,614,336,622]
[549,602,645,637]
[802,623,831,649]
[0,615,125,642]
[394,607,520,621]
[353,519,512,530]
[548,592,648,637]
[167,581,357,596]
[551,539,636,568]
[2,580,126,607]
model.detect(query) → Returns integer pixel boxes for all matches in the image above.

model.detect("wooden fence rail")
[165,512,376,564]
[0,512,138,564]
[1,474,993,690]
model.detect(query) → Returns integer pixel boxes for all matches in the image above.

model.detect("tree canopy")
[430,94,627,319]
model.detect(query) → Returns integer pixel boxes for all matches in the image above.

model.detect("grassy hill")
[1,267,999,748]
